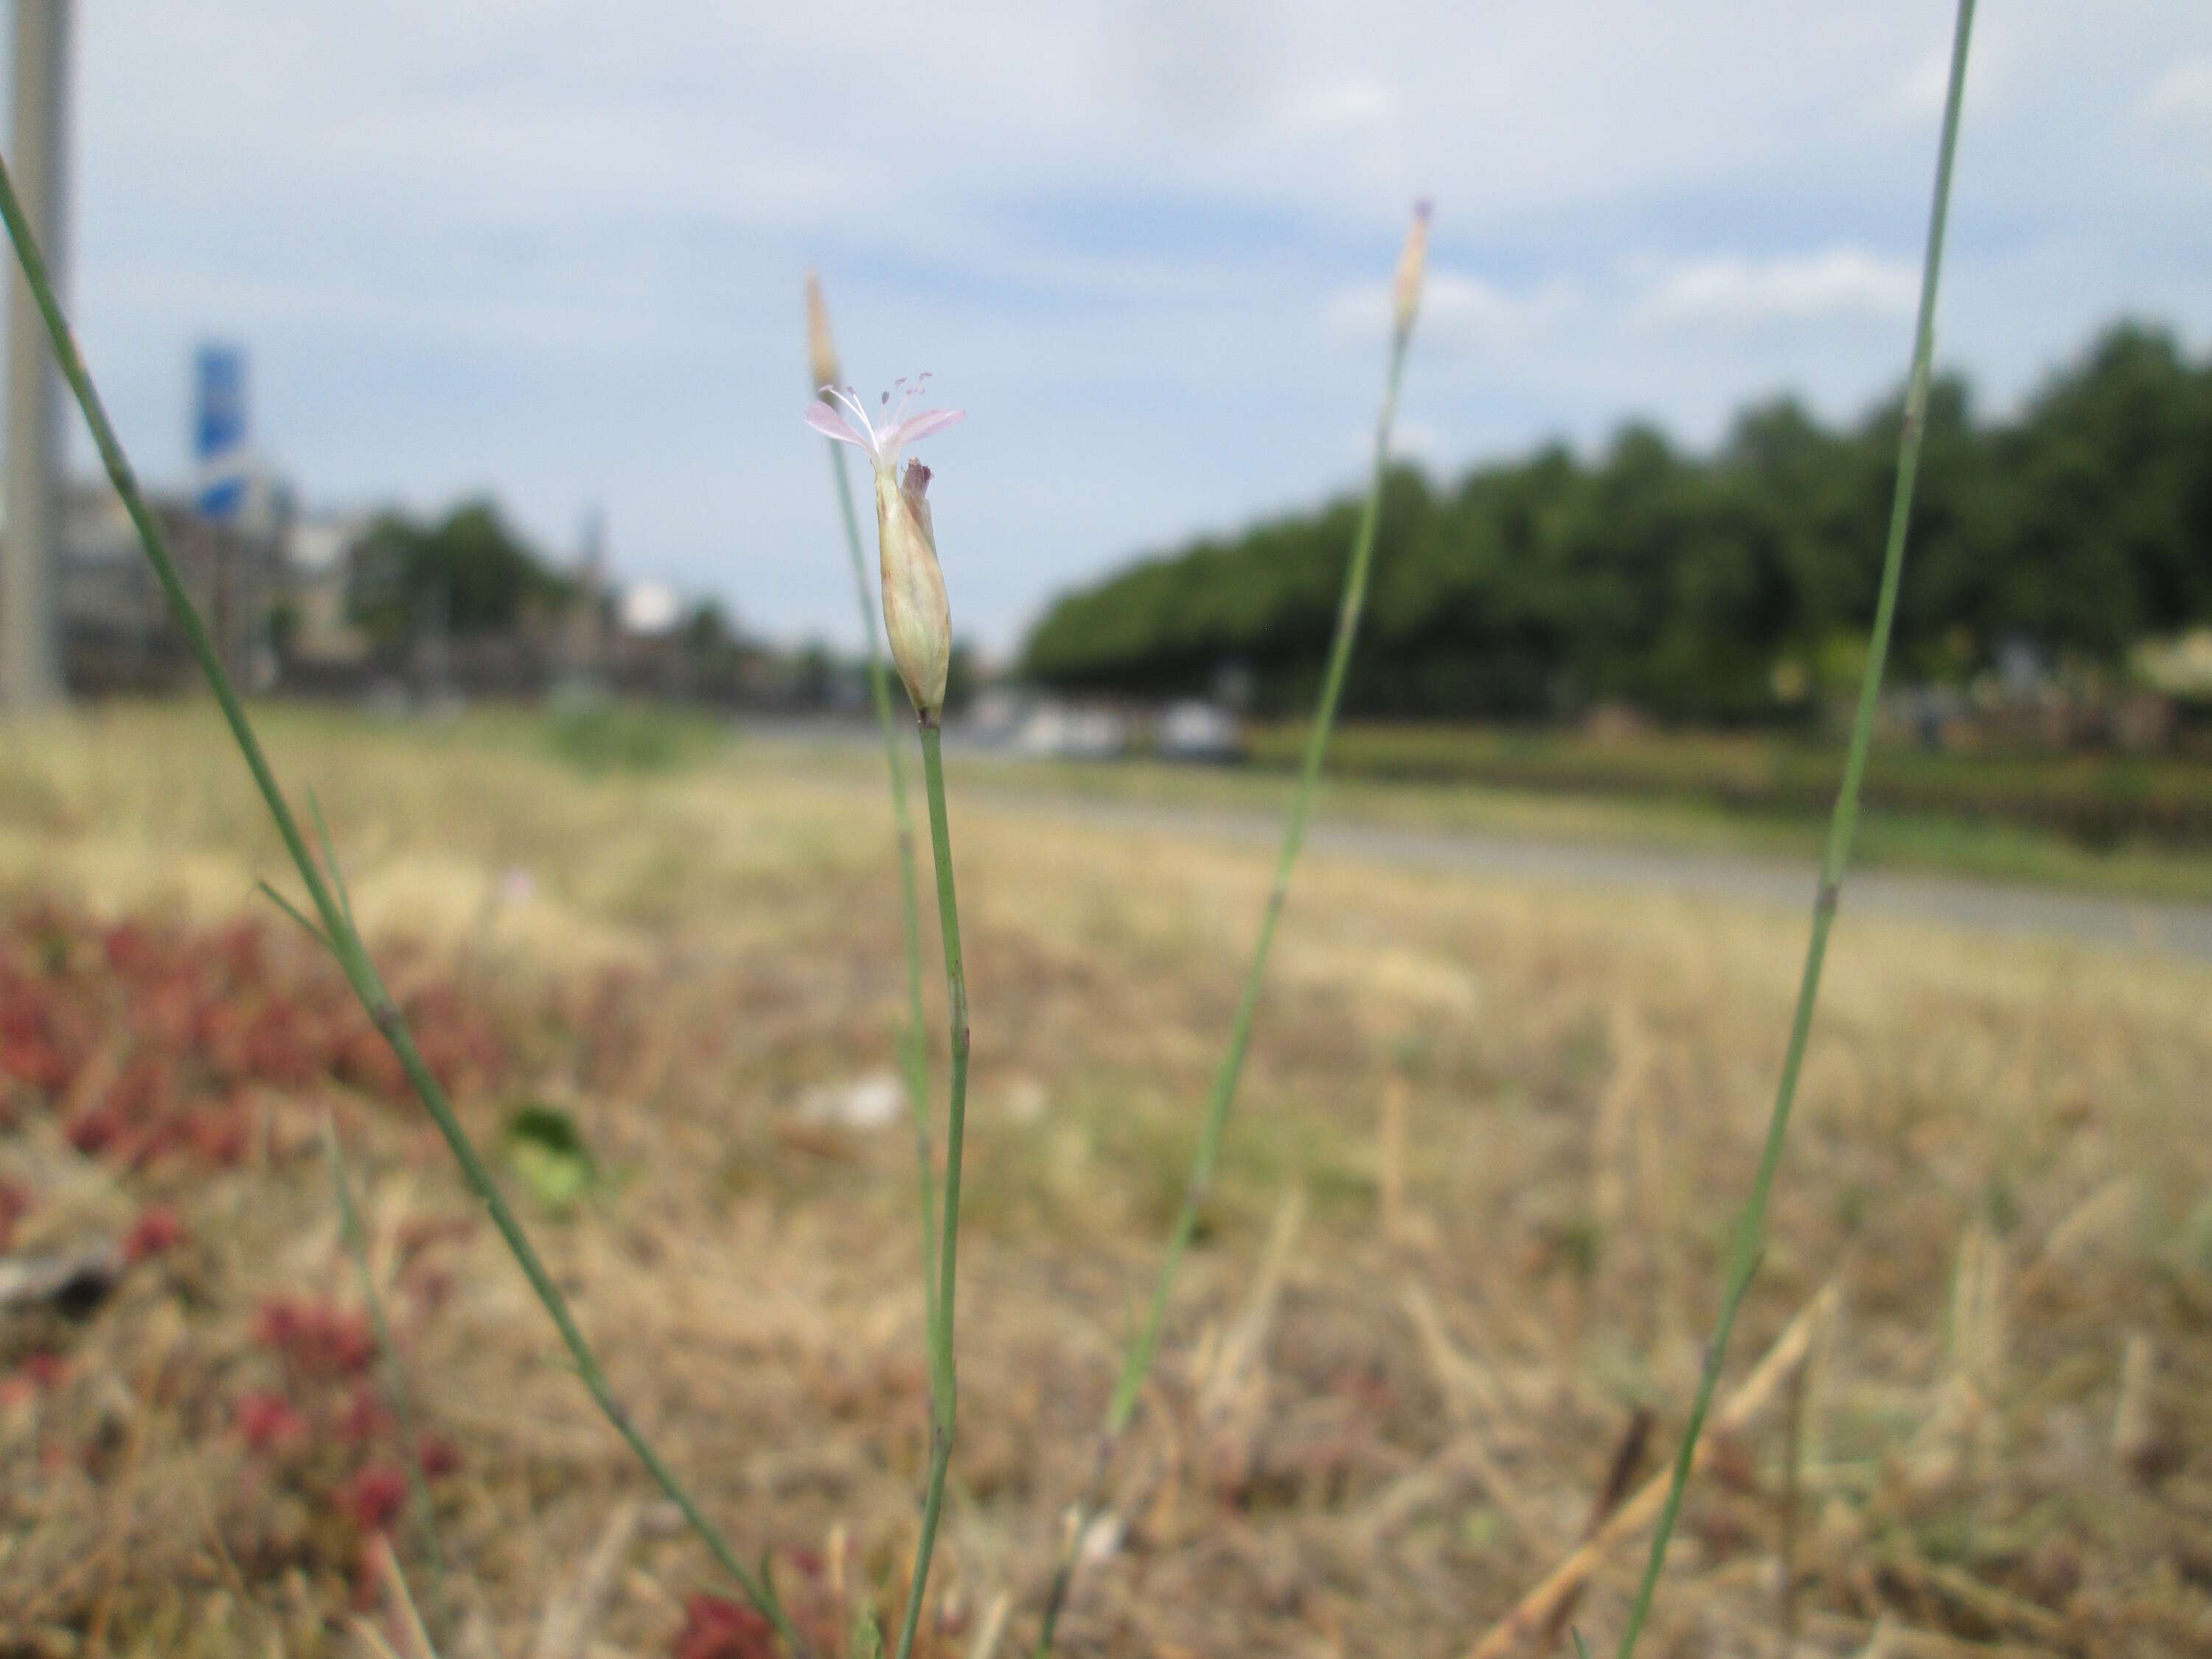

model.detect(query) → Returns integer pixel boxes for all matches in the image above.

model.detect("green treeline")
[1021,322,2212,723]
[349,500,577,645]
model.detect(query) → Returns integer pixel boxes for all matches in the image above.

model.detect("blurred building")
[274,512,374,687]
[34,479,281,694]
[549,507,615,683]
[7,459,389,700]
[606,578,681,692]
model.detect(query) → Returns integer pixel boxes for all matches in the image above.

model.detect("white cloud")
[1388,418,1445,464]
[1328,269,1577,347]
[2138,57,2212,122]
[1638,248,1919,327]
[1427,274,1581,342]
[1290,76,1398,133]
[1885,41,1959,120]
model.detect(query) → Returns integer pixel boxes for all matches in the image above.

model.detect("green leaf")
[307,787,358,936]
[501,1102,597,1212]
[256,880,332,953]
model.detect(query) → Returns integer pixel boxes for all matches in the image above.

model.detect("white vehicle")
[1012,700,1130,760]
[1156,700,1244,764]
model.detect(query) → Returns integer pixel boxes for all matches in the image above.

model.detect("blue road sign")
[195,344,248,521]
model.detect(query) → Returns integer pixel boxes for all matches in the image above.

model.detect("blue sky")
[26,2,2212,652]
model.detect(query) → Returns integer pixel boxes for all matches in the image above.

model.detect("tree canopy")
[1021,321,2212,723]
[349,499,575,645]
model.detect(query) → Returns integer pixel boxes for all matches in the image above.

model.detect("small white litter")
[796,1071,905,1131]
[1001,1077,1048,1124]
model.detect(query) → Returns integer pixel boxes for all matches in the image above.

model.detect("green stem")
[0,149,812,1659]
[891,720,971,1659]
[1610,5,1975,1656]
[1034,310,1416,1659]
[827,437,939,1329]
[322,1111,447,1593]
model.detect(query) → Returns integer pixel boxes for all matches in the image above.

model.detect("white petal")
[879,407,967,453]
[803,400,869,448]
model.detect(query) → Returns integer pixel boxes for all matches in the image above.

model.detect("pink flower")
[802,375,964,717]
[234,1390,310,1452]
[803,375,964,476]
[337,1382,391,1446]
[417,1433,463,1478]
[672,1593,776,1659]
[123,1205,184,1264]
[341,1463,409,1534]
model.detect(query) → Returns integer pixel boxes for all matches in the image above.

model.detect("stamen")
[827,386,880,456]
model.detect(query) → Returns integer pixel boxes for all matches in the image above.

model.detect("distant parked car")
[1012,700,1130,760]
[1156,700,1245,764]
[962,689,1027,745]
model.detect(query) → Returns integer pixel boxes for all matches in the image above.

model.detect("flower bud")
[877,459,952,717]
[1392,200,1432,344]
[805,270,841,397]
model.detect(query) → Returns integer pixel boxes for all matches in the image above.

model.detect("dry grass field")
[2,705,2209,1657]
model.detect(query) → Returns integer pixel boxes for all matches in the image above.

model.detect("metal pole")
[1,0,69,710]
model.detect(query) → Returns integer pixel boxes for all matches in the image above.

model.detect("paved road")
[970,790,2212,964]
[749,726,2212,963]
